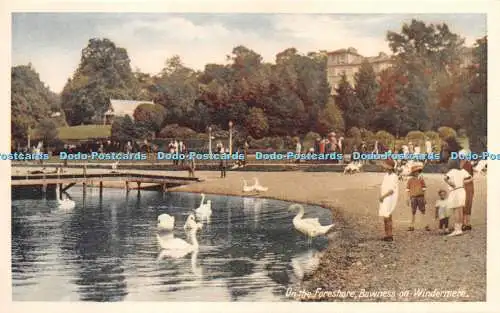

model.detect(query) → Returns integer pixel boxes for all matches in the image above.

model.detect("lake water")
[11,187,332,301]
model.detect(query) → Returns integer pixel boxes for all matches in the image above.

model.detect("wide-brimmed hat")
[381,159,395,169]
[410,164,424,174]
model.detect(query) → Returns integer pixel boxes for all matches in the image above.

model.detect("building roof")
[106,99,155,117]
[327,47,363,57]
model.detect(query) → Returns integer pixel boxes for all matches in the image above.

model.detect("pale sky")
[12,13,486,93]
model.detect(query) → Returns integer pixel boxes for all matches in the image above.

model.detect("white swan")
[242,179,255,192]
[157,213,175,231]
[195,194,212,221]
[289,204,334,243]
[343,161,362,174]
[156,223,202,259]
[196,200,212,222]
[195,193,206,211]
[111,160,119,170]
[183,214,203,231]
[57,189,75,210]
[252,177,268,192]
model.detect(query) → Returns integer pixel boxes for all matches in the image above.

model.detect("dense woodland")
[11,19,487,151]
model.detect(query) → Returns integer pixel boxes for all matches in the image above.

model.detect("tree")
[354,60,379,126]
[246,107,269,139]
[111,115,137,142]
[61,38,140,125]
[315,98,345,135]
[155,55,200,127]
[387,19,465,134]
[133,103,166,133]
[451,36,487,151]
[11,64,60,145]
[34,118,59,146]
[334,74,365,131]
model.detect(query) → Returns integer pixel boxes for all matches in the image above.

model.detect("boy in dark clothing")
[406,164,429,231]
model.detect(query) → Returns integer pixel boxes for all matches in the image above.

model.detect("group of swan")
[158,194,211,232]
[288,204,335,243]
[242,177,268,193]
[156,221,203,259]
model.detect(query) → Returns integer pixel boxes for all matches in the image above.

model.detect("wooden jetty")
[11,172,201,195]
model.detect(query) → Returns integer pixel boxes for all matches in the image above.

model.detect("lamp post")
[229,120,233,155]
[208,126,212,155]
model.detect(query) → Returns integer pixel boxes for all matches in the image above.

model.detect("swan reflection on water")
[243,197,265,225]
[12,189,333,301]
[290,249,323,282]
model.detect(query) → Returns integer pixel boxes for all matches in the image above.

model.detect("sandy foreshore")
[169,170,486,302]
[11,166,486,301]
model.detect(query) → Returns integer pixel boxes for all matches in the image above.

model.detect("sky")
[11,13,486,93]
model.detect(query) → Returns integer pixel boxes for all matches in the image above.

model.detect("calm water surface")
[11,187,332,301]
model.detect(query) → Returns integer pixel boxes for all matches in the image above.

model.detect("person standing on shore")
[379,159,399,242]
[406,164,430,231]
[435,190,451,234]
[444,159,471,237]
[459,150,474,231]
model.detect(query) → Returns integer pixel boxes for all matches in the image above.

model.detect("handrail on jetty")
[11,172,201,194]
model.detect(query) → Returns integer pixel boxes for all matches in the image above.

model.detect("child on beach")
[406,164,429,231]
[379,159,399,241]
[444,159,472,237]
[435,190,450,234]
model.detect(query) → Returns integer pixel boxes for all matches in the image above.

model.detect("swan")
[288,204,334,243]
[111,160,119,170]
[183,214,203,231]
[195,193,207,211]
[242,179,255,192]
[156,222,202,259]
[252,177,268,192]
[57,189,75,210]
[157,213,175,231]
[343,161,362,174]
[196,200,212,222]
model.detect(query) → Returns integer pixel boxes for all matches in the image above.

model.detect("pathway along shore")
[11,167,487,301]
[170,170,486,302]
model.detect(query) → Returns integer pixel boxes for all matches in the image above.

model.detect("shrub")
[424,131,440,143]
[437,126,457,140]
[406,131,426,146]
[158,124,196,139]
[374,130,395,148]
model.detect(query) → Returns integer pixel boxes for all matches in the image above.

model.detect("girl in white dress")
[379,159,399,241]
[444,159,472,237]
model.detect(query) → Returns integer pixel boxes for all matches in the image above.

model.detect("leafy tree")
[316,98,345,135]
[111,115,137,142]
[451,37,487,151]
[34,118,59,146]
[155,55,200,127]
[246,107,269,139]
[334,74,365,130]
[354,60,379,125]
[62,38,140,125]
[133,103,166,133]
[11,64,59,145]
